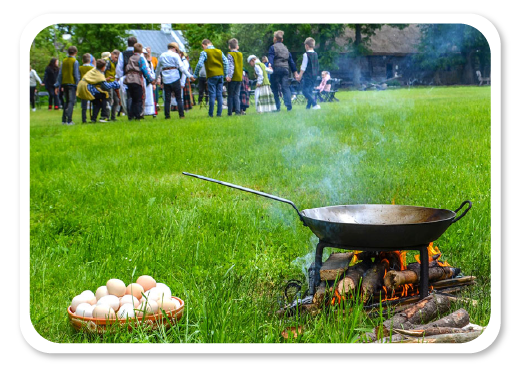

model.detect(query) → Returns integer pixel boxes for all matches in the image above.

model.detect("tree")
[414,24,490,85]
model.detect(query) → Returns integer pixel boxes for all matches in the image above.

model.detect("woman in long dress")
[143,48,157,117]
[247,55,276,113]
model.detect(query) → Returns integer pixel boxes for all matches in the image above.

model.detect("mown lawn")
[30,86,491,343]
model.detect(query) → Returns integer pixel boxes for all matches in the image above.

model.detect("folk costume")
[104,56,120,120]
[239,69,250,113]
[227,50,243,116]
[250,56,276,113]
[268,41,297,111]
[180,55,193,111]
[55,54,80,124]
[79,63,94,123]
[76,67,120,122]
[193,45,229,117]
[143,53,157,117]
[155,48,193,119]
[300,50,319,109]
[123,52,155,120]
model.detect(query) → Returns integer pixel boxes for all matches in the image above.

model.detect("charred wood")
[361,260,390,300]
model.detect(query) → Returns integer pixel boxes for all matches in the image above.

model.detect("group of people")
[30,29,333,124]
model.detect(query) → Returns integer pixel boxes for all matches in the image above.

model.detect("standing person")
[239,69,251,114]
[180,52,193,112]
[77,59,120,123]
[30,65,43,111]
[146,47,160,112]
[225,38,243,116]
[143,48,157,117]
[248,55,276,113]
[79,53,94,123]
[54,46,80,125]
[268,30,298,112]
[197,64,208,106]
[193,39,229,118]
[296,37,320,110]
[43,58,60,110]
[155,42,194,120]
[104,49,120,121]
[261,56,271,81]
[116,36,139,116]
[124,43,155,121]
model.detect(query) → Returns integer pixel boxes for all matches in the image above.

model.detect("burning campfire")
[277,242,475,315]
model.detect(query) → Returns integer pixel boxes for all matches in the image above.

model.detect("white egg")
[143,290,160,302]
[106,279,126,297]
[117,303,136,319]
[154,284,172,300]
[137,299,158,316]
[97,295,120,311]
[119,295,139,308]
[75,303,94,318]
[171,298,181,310]
[92,304,116,319]
[95,286,109,300]
[71,294,89,312]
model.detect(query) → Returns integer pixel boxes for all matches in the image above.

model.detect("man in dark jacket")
[268,30,298,111]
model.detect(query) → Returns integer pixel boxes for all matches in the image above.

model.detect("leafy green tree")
[414,24,490,85]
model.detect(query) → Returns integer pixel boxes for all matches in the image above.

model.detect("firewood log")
[319,252,354,281]
[394,327,470,337]
[363,294,451,342]
[396,330,483,343]
[384,266,461,290]
[361,260,390,300]
[336,260,371,296]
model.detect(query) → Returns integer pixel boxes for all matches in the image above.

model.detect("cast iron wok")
[183,172,472,248]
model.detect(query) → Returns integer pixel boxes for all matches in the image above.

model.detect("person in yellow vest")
[225,38,243,116]
[193,39,229,117]
[54,46,80,125]
[79,53,95,123]
[248,55,276,113]
[104,50,120,121]
[77,59,120,123]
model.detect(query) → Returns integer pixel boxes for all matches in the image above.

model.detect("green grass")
[30,86,491,343]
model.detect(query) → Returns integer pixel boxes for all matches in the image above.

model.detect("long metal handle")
[182,172,306,224]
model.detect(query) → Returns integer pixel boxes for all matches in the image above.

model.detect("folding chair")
[36,91,49,109]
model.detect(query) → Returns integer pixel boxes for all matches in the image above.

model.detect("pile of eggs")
[70,275,181,320]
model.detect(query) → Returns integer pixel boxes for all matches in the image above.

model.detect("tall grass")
[30,86,491,342]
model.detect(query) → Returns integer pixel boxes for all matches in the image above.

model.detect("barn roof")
[336,24,422,55]
[128,29,188,57]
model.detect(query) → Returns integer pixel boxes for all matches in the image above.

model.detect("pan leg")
[309,241,327,296]
[419,246,429,299]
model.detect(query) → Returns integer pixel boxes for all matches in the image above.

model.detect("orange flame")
[414,242,452,267]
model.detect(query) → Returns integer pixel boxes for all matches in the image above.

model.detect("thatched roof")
[335,24,422,55]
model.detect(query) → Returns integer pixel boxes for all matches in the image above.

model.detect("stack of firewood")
[364,294,484,343]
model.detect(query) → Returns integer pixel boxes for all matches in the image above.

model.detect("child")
[226,38,243,116]
[76,59,120,123]
[54,46,80,125]
[296,37,320,110]
[247,55,276,113]
[239,69,250,115]
[316,71,331,102]
[79,53,95,123]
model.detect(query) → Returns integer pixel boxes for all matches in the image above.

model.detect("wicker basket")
[67,296,185,334]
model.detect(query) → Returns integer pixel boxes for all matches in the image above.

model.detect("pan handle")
[182,172,307,225]
[451,201,472,223]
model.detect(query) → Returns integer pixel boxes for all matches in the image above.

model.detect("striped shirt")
[87,80,120,96]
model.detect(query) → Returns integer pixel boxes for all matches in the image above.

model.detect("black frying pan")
[183,172,471,248]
